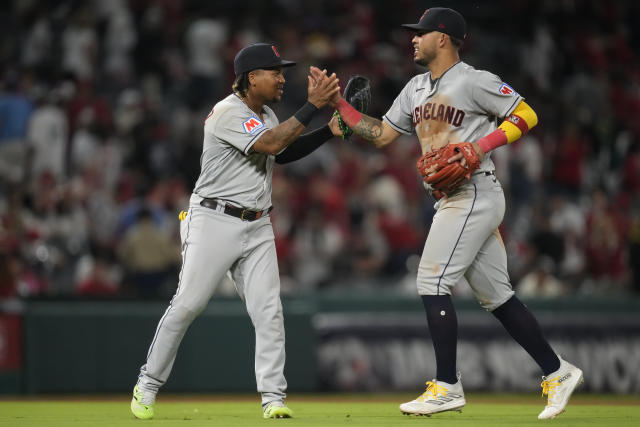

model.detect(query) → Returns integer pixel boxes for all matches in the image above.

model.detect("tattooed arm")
[352,116,401,149]
[252,117,308,155]
[254,67,340,156]
[328,113,401,149]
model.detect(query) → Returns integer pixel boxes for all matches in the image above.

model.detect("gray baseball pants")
[417,172,514,311]
[136,196,286,406]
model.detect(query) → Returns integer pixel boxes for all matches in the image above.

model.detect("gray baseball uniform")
[136,93,286,406]
[384,61,523,310]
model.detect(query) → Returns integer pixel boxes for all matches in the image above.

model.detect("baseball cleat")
[399,376,466,416]
[263,402,293,419]
[131,385,155,420]
[538,357,584,419]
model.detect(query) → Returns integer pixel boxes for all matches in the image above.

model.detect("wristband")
[336,98,363,127]
[294,102,318,127]
[477,129,508,153]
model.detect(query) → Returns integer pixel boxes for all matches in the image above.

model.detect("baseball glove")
[333,75,371,139]
[416,142,482,198]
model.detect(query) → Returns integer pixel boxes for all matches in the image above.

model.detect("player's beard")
[414,49,436,67]
[270,86,284,103]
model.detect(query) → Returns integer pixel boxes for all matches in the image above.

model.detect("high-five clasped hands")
[307,66,340,109]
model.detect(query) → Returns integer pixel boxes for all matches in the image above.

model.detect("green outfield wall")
[1,293,639,394]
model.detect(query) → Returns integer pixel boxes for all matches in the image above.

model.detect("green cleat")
[263,403,293,419]
[131,385,155,420]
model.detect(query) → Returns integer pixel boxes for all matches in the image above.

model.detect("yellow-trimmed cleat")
[538,357,583,419]
[263,402,293,419]
[131,385,155,420]
[399,375,465,416]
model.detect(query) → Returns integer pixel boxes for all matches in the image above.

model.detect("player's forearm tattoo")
[278,117,305,140]
[353,115,383,142]
[264,118,306,149]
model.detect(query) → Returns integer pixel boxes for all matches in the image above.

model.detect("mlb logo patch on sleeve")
[243,116,265,134]
[498,83,517,96]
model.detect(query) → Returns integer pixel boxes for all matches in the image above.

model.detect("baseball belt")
[200,198,272,221]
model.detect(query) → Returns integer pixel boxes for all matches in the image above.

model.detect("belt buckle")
[241,208,265,221]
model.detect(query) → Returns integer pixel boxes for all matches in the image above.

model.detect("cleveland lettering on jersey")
[412,102,466,128]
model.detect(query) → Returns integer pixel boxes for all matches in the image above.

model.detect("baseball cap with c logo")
[233,43,297,76]
[401,7,467,40]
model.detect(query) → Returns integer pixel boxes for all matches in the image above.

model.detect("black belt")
[200,198,272,221]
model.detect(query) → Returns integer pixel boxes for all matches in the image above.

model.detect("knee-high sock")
[492,296,560,375]
[421,295,458,384]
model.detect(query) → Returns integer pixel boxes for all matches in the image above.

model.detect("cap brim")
[265,59,297,69]
[401,23,432,31]
[281,60,296,67]
[238,60,297,75]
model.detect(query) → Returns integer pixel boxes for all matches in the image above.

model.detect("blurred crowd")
[0,0,639,301]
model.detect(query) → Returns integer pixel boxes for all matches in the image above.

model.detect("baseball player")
[330,7,583,420]
[130,43,340,420]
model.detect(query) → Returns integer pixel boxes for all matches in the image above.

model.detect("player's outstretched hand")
[310,66,343,108]
[328,114,343,137]
[308,66,340,109]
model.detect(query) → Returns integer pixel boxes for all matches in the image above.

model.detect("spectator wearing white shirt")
[26,92,68,182]
[184,17,228,108]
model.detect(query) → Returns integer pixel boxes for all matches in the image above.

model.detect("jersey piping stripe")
[244,127,269,153]
[427,60,461,91]
[502,96,522,120]
[146,208,193,359]
[383,115,413,134]
[384,62,462,136]
[436,184,477,294]
[439,60,462,79]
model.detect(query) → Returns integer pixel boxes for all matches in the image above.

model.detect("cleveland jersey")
[383,61,523,172]
[194,94,278,210]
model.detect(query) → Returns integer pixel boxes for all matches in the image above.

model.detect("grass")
[0,393,638,427]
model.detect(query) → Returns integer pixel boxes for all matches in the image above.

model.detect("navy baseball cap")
[402,7,467,40]
[233,43,296,75]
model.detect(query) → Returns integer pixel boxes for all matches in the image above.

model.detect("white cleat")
[399,375,466,416]
[538,357,584,419]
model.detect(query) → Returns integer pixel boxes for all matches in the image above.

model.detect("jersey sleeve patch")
[242,116,265,134]
[498,83,518,96]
